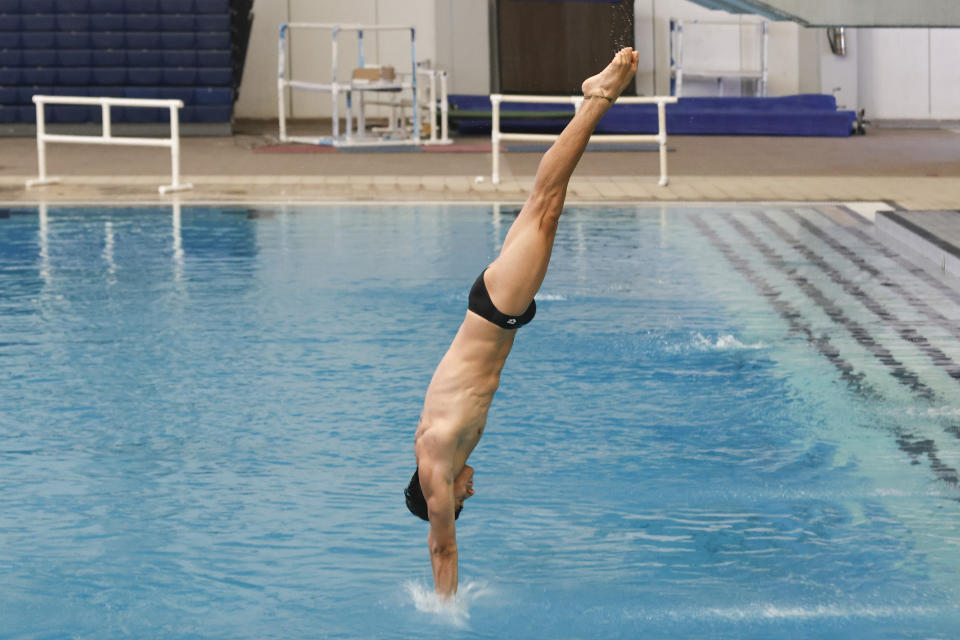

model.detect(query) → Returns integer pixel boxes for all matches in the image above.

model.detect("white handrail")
[490,94,678,187]
[25,95,193,195]
[278,22,421,145]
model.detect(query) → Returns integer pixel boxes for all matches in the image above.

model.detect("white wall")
[235,0,436,119]
[799,27,859,111]
[235,0,957,122]
[637,0,798,98]
[858,27,960,120]
[434,0,489,95]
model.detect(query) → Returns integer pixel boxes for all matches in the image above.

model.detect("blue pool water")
[1,203,959,639]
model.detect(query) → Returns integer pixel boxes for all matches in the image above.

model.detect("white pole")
[440,71,449,143]
[332,28,340,138]
[491,94,501,184]
[657,100,669,187]
[171,105,180,191]
[278,24,288,142]
[36,100,47,181]
[410,27,420,140]
[429,70,437,143]
[761,22,769,97]
[101,103,111,140]
[676,21,685,97]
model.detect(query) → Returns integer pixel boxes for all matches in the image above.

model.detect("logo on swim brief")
[507,318,517,324]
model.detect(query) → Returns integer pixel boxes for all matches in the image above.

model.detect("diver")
[405,48,640,598]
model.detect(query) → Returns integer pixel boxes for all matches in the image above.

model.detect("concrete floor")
[0,120,958,209]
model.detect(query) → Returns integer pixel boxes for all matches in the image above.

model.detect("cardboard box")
[352,66,396,82]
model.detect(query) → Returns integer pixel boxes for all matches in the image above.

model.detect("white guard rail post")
[490,94,678,187]
[25,95,193,195]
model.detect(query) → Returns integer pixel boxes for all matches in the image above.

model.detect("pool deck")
[0,122,958,209]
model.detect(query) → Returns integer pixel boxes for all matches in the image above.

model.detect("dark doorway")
[495,0,636,95]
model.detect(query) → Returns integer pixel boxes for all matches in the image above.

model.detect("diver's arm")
[426,482,458,598]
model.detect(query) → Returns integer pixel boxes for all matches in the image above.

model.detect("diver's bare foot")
[581,47,639,103]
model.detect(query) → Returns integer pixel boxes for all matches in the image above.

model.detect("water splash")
[689,332,767,352]
[404,580,495,629]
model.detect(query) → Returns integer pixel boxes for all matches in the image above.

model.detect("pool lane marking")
[691,214,959,487]
[754,212,960,387]
[690,215,872,395]
[720,214,937,400]
[830,206,960,308]
[785,210,960,343]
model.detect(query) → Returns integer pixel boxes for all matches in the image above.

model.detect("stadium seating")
[0,0,252,127]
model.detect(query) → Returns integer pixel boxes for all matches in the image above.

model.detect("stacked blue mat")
[452,94,859,138]
[0,0,234,125]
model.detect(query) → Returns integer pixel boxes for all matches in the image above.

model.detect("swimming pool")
[1,203,958,639]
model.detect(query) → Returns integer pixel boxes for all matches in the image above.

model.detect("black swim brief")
[468,268,536,329]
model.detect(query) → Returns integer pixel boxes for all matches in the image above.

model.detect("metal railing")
[489,94,678,186]
[25,95,193,195]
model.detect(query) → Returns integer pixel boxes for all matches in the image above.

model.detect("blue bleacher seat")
[196,0,229,13]
[126,14,160,31]
[90,14,123,30]
[18,106,36,123]
[161,15,194,31]
[127,32,161,49]
[18,87,43,104]
[23,15,57,31]
[23,50,56,66]
[57,67,92,84]
[183,105,230,122]
[158,87,192,102]
[126,0,159,12]
[166,0,195,12]
[124,87,159,99]
[92,67,125,84]
[195,15,228,31]
[22,33,57,48]
[57,49,93,66]
[197,68,231,85]
[162,50,195,66]
[194,87,231,105]
[28,0,55,12]
[1,32,22,48]
[196,32,229,49]
[0,67,21,83]
[58,15,90,31]
[89,0,122,12]
[0,49,23,66]
[57,32,91,48]
[93,86,124,98]
[91,49,124,66]
[23,68,57,84]
[0,0,237,128]
[161,33,195,49]
[128,50,162,66]
[50,104,98,123]
[115,106,161,124]
[163,68,196,84]
[0,15,20,30]
[91,32,124,49]
[56,0,90,13]
[197,50,230,67]
[127,67,161,85]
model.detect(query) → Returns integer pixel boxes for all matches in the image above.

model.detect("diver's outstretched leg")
[484,47,639,315]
